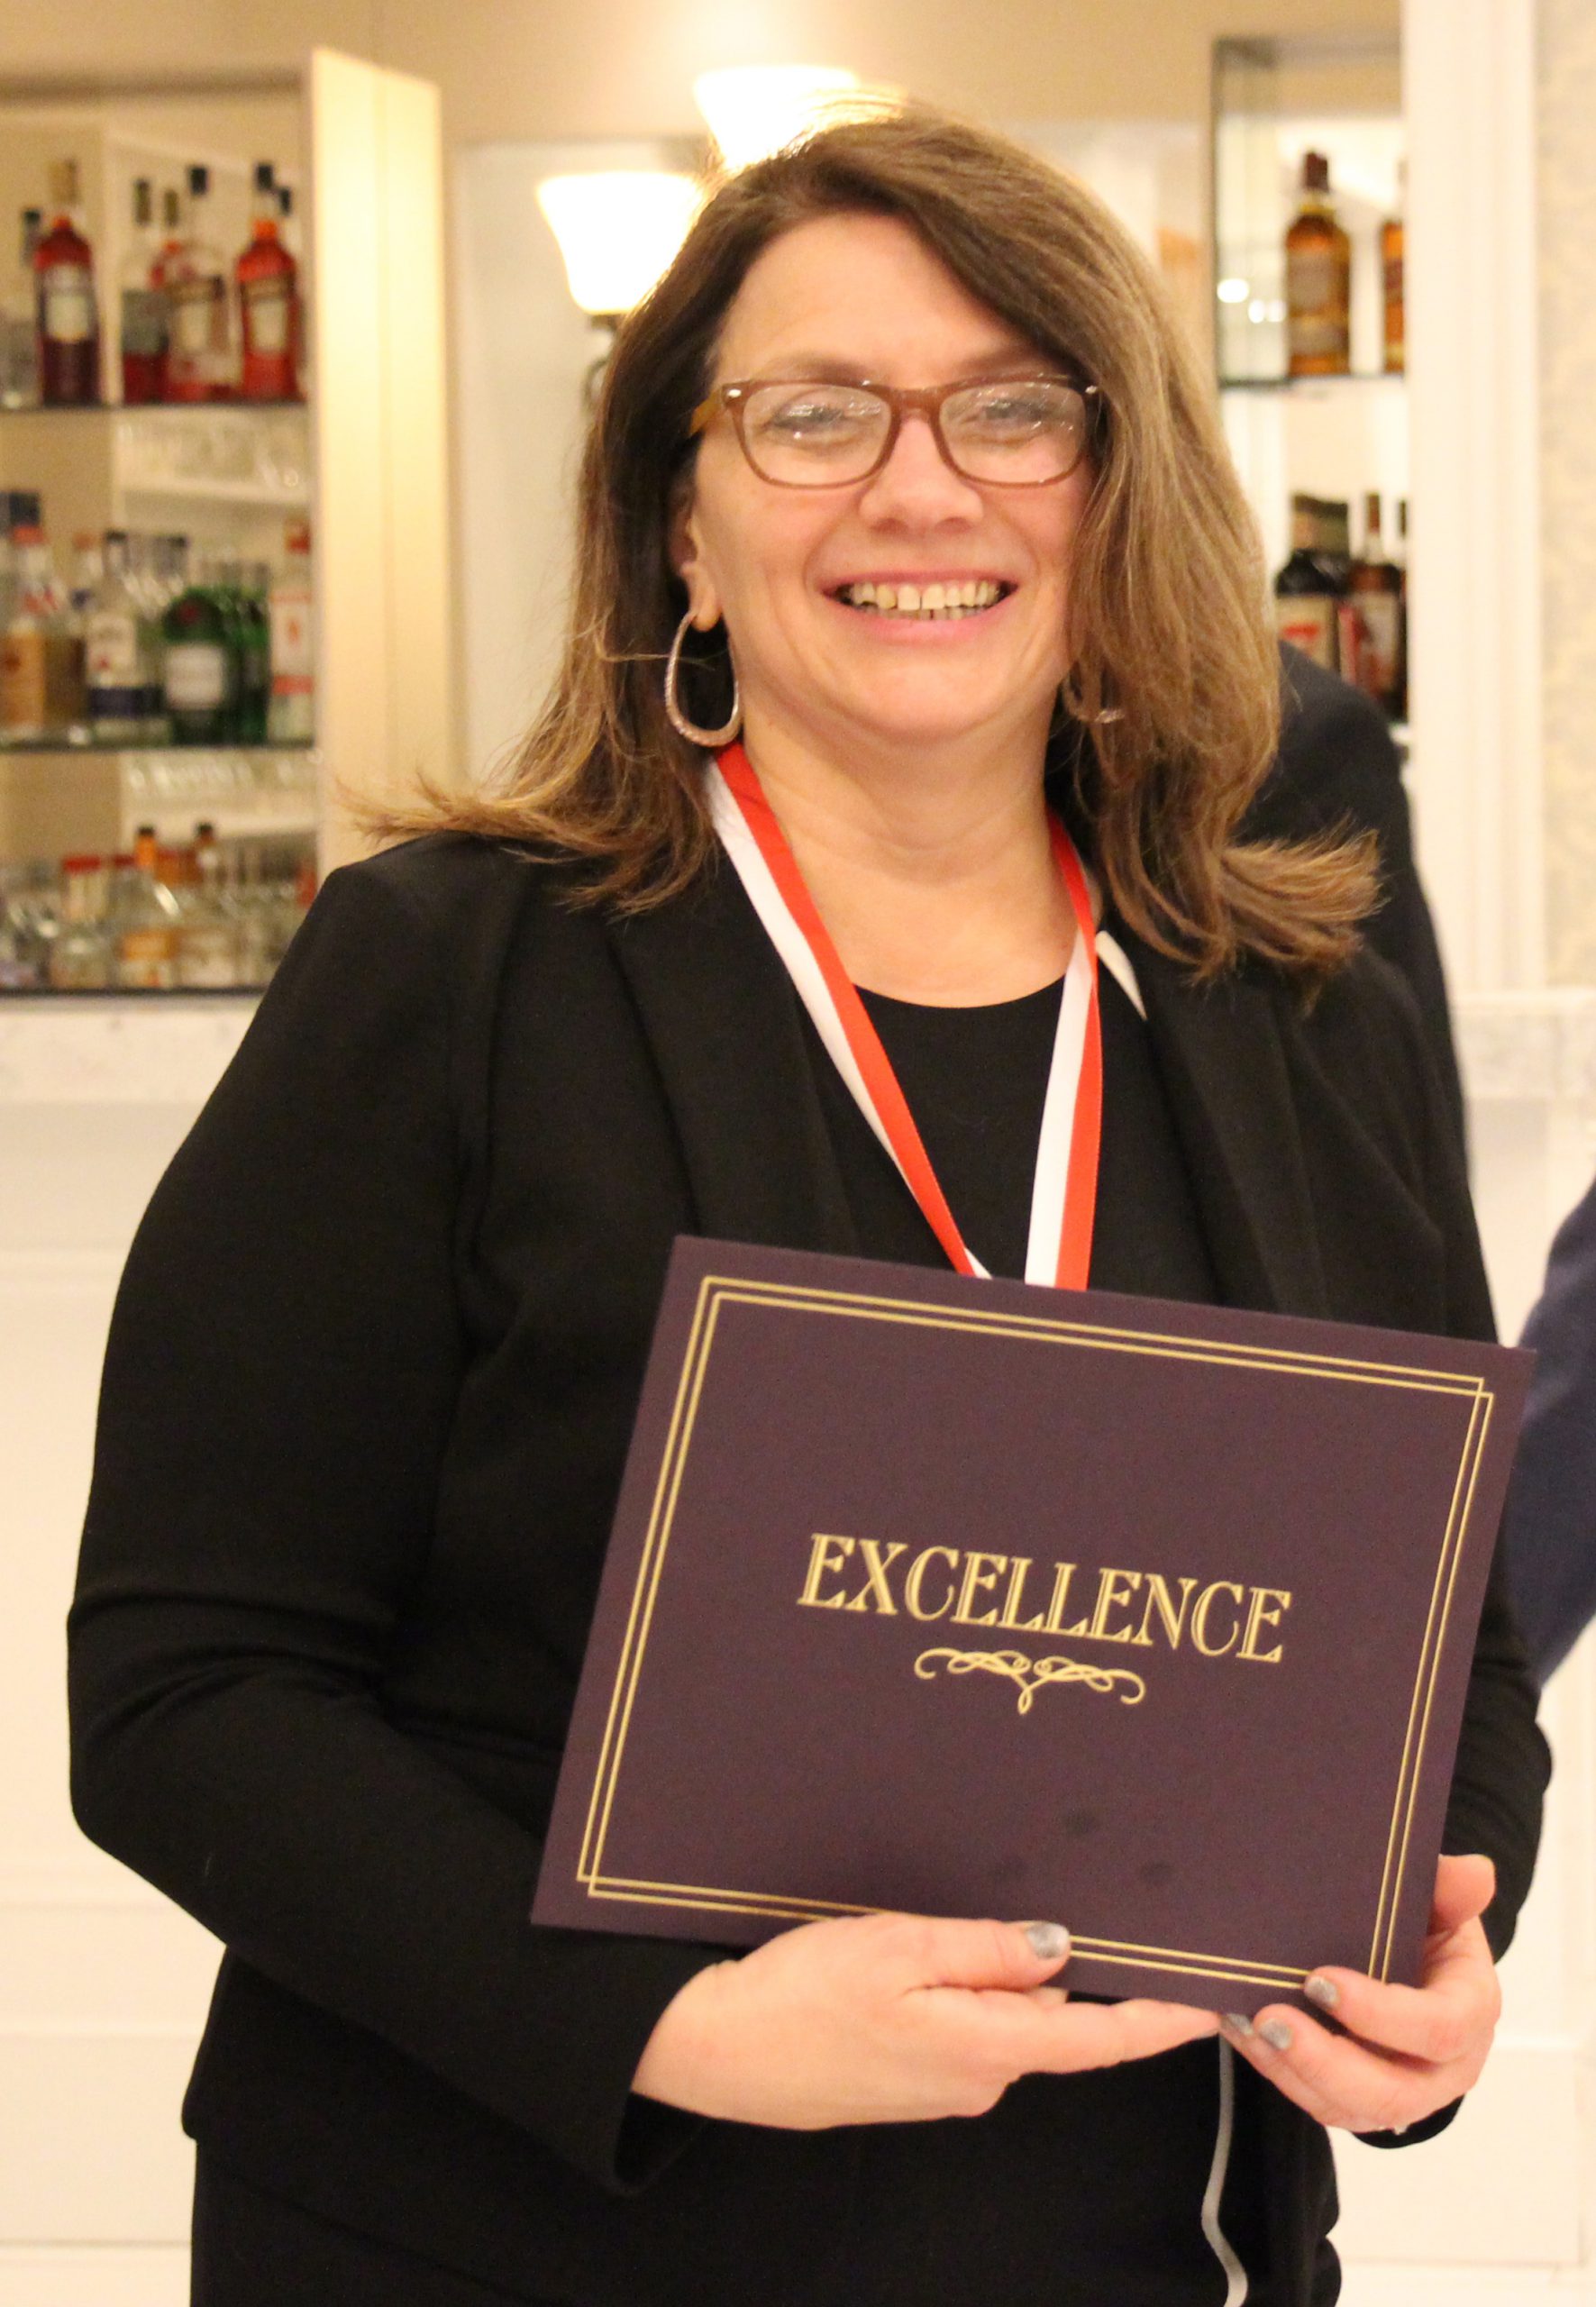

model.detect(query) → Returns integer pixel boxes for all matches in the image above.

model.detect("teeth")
[837,579,1008,616]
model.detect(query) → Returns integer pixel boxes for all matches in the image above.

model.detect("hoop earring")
[1060,668,1124,727]
[664,609,742,748]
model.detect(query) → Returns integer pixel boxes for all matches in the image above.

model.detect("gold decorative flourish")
[914,1646,1146,1714]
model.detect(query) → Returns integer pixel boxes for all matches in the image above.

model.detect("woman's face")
[674,210,1092,766]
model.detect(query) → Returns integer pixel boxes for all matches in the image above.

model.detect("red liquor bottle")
[119,177,167,404]
[236,162,300,402]
[34,159,100,406]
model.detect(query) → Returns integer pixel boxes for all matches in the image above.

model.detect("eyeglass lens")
[736,379,1089,485]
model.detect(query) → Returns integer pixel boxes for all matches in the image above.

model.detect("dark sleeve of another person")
[1245,643,1466,1150]
[1500,1169,1596,1684]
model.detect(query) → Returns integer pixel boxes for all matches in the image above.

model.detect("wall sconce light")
[693,65,873,172]
[535,169,703,328]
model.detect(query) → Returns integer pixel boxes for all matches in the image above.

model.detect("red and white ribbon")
[707,742,1102,1290]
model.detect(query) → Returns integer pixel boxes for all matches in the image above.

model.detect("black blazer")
[68,834,1547,2307]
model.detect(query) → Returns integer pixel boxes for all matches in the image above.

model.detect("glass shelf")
[1219,370,1405,393]
[0,399,306,416]
[0,736,316,755]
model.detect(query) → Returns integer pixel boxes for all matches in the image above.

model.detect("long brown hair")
[379,105,1374,980]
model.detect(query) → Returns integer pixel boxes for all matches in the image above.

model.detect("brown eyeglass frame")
[687,374,1102,488]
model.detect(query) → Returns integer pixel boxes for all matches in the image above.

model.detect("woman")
[69,107,1546,2305]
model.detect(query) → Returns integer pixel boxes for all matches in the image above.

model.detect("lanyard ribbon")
[707,742,1102,1290]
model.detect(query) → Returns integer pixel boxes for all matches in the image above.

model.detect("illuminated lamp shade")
[535,171,703,320]
[693,65,880,172]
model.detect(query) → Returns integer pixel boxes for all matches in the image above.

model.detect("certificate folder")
[534,1237,1531,2013]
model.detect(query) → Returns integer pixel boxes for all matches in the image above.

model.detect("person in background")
[1501,1168,1596,1682]
[1249,644,1465,1148]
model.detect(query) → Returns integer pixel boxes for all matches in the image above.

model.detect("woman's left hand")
[1218,1853,1500,2133]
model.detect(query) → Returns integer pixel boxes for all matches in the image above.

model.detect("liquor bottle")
[0,527,85,741]
[1,208,43,408]
[1317,499,1362,674]
[86,530,152,742]
[119,177,168,404]
[34,160,100,406]
[237,161,300,402]
[175,820,239,986]
[150,187,184,291]
[1284,152,1351,379]
[1392,500,1409,722]
[1273,495,1339,672]
[165,165,235,402]
[1347,493,1404,718]
[114,823,182,988]
[49,853,113,988]
[1382,164,1405,375]
[162,552,235,742]
[268,517,315,742]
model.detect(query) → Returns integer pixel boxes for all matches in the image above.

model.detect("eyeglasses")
[689,374,1101,488]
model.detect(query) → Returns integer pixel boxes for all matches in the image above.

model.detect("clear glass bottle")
[87,530,157,743]
[114,823,182,988]
[165,164,235,402]
[175,820,239,987]
[119,176,168,405]
[1,208,43,409]
[49,853,113,988]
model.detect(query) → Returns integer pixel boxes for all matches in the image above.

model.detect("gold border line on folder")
[576,1272,1496,1989]
[1371,1390,1492,1976]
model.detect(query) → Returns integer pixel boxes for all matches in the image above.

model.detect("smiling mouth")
[830,579,1014,620]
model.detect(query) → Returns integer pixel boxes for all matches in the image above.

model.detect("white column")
[1402,0,1545,996]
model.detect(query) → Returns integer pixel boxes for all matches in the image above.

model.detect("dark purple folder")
[534,1237,1531,2013]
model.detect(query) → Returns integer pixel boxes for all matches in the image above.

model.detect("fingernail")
[1304,1974,1340,2011]
[1023,1921,1071,1962]
[1222,2011,1254,2037]
[1259,2020,1294,2053]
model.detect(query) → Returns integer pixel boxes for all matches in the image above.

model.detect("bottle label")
[165,641,228,710]
[0,630,49,726]
[1355,594,1401,695]
[41,263,95,344]
[269,587,314,681]
[118,926,177,988]
[169,274,229,356]
[1286,250,1350,366]
[177,925,237,988]
[120,286,169,358]
[87,608,141,684]
[243,278,293,355]
[1274,596,1337,672]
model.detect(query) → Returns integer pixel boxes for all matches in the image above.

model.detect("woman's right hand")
[631,1911,1218,2129]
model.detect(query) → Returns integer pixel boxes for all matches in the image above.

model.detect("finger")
[1221,2007,1431,2132]
[1431,1853,1495,1936]
[883,1913,1073,1993]
[971,1992,1218,2078]
[1300,1921,1499,2065]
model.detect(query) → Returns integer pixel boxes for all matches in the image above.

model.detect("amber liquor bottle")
[34,159,100,406]
[1284,152,1351,378]
[236,161,301,401]
[1382,166,1405,374]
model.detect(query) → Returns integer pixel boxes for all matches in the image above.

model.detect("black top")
[807,967,1252,2302]
[65,835,1546,2307]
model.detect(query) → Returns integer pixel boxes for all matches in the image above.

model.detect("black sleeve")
[67,863,716,2191]
[1500,1168,1596,1682]
[1249,645,1467,1151]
